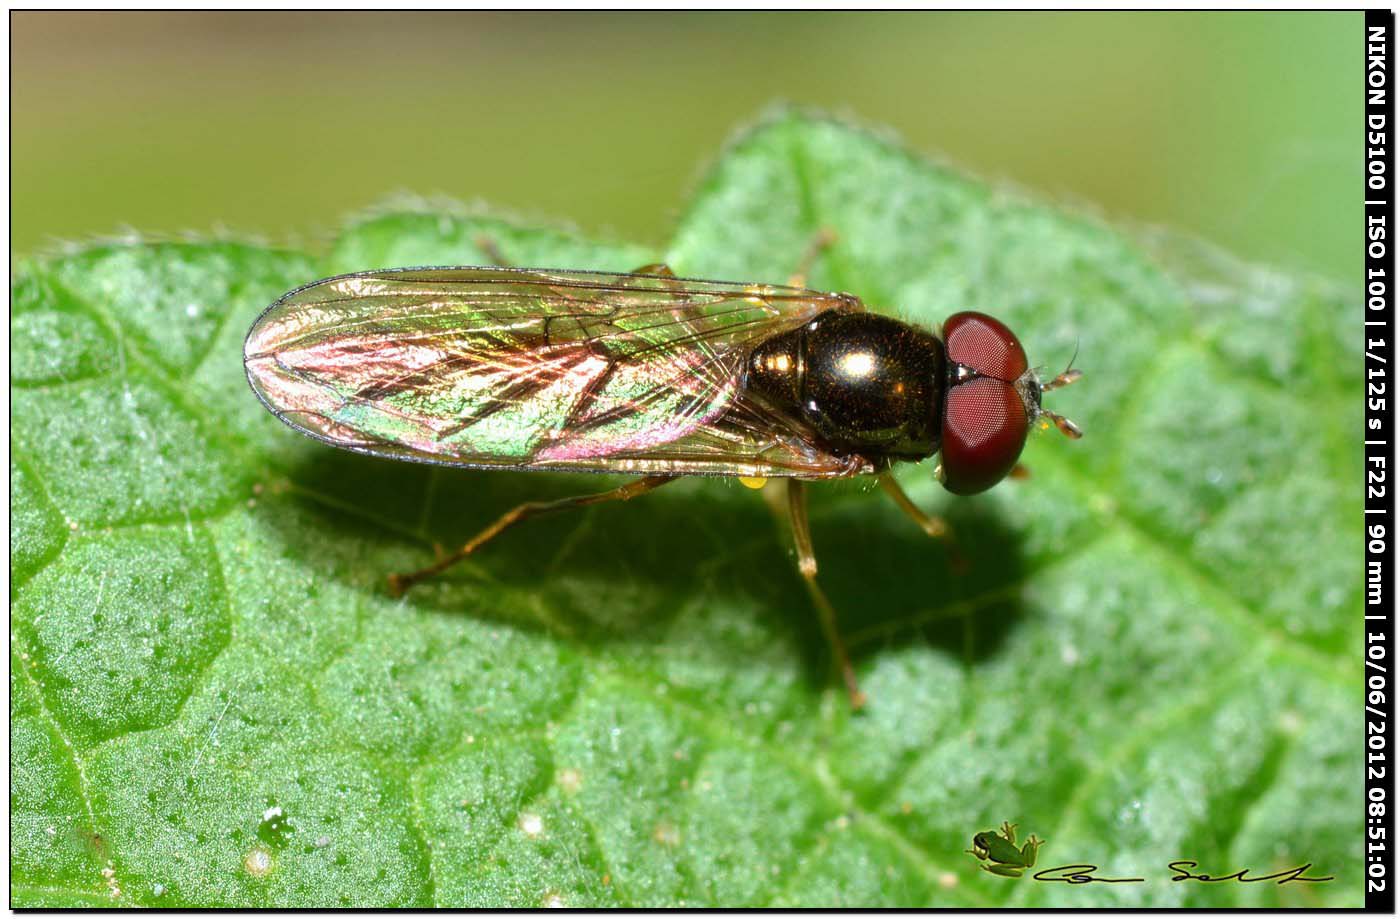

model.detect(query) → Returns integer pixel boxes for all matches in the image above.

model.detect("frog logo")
[965,821,1044,878]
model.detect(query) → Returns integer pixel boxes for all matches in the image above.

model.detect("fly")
[243,240,1083,708]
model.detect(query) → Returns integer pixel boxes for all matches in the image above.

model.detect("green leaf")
[10,111,1361,907]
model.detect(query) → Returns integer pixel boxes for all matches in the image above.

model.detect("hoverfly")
[243,240,1082,708]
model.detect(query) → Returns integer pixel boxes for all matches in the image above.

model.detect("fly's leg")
[628,263,677,278]
[878,471,967,571]
[477,229,677,279]
[628,262,693,312]
[877,471,950,539]
[388,475,677,596]
[474,234,512,268]
[474,235,681,294]
[788,227,839,288]
[786,479,867,710]
[476,230,826,288]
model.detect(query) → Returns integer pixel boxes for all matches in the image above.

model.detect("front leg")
[788,227,838,288]
[878,471,966,571]
[878,471,949,539]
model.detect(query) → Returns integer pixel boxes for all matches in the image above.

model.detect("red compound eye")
[941,377,1030,495]
[940,313,1032,495]
[943,311,1028,382]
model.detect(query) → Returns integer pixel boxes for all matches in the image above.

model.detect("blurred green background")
[14,11,1359,280]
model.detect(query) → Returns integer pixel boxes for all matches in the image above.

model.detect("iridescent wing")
[244,267,873,479]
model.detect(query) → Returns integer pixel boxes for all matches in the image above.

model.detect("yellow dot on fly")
[739,476,768,490]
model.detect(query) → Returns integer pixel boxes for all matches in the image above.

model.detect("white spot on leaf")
[518,812,544,838]
[244,846,274,877]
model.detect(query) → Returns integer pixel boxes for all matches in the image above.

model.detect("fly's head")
[936,311,1082,495]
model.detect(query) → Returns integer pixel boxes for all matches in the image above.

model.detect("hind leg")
[389,475,676,595]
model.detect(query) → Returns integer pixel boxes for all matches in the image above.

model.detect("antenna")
[1037,344,1082,437]
[1040,343,1082,393]
[1040,410,1083,440]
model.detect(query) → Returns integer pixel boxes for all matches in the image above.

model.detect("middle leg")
[786,479,866,710]
[475,234,679,284]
